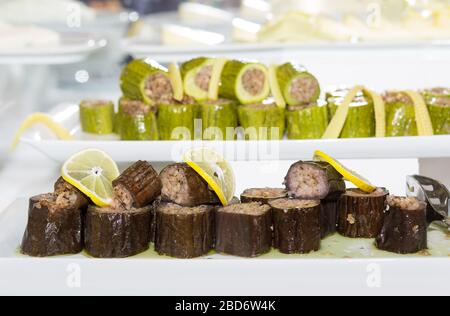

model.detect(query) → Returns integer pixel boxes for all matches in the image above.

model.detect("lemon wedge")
[61,149,120,207]
[10,113,73,151]
[183,147,236,206]
[314,150,377,193]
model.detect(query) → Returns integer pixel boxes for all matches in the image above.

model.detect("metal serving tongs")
[406,175,450,229]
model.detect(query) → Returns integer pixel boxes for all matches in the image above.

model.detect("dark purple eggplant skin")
[320,199,339,239]
[271,201,321,254]
[337,189,388,238]
[84,205,152,258]
[215,206,272,258]
[21,195,83,257]
[155,203,215,259]
[376,205,428,254]
[112,160,161,208]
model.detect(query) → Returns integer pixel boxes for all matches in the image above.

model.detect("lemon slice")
[268,64,287,108]
[10,113,73,151]
[183,147,236,206]
[404,90,434,136]
[322,86,365,139]
[314,150,377,193]
[168,62,184,102]
[364,89,386,138]
[61,149,120,207]
[208,58,228,101]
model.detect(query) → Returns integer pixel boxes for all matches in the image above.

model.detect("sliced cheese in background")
[240,0,272,22]
[232,18,261,43]
[178,3,233,26]
[161,24,225,46]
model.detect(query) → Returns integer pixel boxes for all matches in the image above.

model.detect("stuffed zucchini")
[118,97,158,141]
[286,101,329,139]
[120,59,173,105]
[199,99,238,140]
[422,88,450,135]
[238,103,285,140]
[157,102,196,140]
[79,100,115,135]
[219,60,270,104]
[276,63,320,106]
[327,88,375,138]
[383,91,418,137]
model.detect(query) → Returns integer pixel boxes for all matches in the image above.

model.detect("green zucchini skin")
[385,102,418,137]
[286,103,329,139]
[120,112,158,141]
[276,63,320,106]
[427,100,450,135]
[118,98,158,141]
[199,100,238,140]
[327,91,375,138]
[120,59,172,105]
[421,89,450,135]
[237,104,286,140]
[180,57,209,78]
[79,100,115,135]
[383,92,417,137]
[157,104,196,140]
[219,60,270,104]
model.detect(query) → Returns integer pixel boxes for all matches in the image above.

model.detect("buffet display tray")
[0,198,448,296]
[20,103,450,162]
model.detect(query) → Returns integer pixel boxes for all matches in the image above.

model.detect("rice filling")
[387,196,427,211]
[144,73,173,104]
[219,202,270,216]
[242,68,266,96]
[286,164,329,198]
[290,77,319,104]
[195,65,213,91]
[270,198,320,210]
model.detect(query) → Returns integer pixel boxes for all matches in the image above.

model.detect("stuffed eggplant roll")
[216,202,272,258]
[159,163,220,207]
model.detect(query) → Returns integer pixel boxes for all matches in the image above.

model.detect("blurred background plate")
[0,33,106,65]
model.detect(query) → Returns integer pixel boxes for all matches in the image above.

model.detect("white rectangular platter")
[0,198,449,296]
[20,103,450,163]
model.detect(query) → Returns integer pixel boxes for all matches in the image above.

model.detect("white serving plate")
[0,198,448,295]
[0,33,106,65]
[20,102,450,163]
